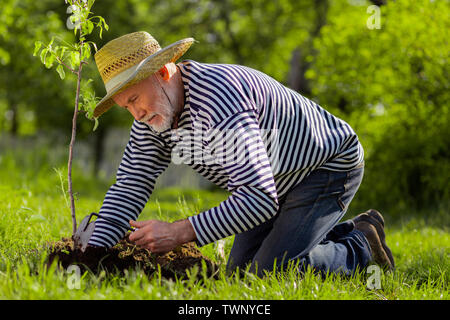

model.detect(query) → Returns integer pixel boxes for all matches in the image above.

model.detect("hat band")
[105,63,139,93]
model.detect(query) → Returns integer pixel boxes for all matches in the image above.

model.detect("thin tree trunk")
[287,0,329,95]
[287,47,310,95]
[6,88,18,136]
[68,52,83,235]
[10,103,18,136]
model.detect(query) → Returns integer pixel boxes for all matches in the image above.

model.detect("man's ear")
[158,65,170,81]
[158,63,176,81]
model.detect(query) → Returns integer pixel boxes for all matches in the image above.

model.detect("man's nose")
[130,106,146,121]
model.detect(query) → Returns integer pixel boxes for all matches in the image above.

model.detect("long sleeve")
[188,110,279,246]
[88,121,172,247]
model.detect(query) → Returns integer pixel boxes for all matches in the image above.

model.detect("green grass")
[0,144,448,300]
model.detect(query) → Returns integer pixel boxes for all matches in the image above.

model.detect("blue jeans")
[226,163,371,277]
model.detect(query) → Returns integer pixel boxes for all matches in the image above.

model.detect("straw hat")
[93,31,195,118]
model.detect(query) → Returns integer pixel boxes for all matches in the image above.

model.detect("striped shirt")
[88,60,364,248]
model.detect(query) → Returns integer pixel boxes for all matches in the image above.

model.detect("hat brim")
[93,37,195,118]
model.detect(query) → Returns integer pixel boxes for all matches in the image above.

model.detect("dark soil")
[45,235,217,280]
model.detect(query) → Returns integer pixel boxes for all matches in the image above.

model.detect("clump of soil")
[45,236,217,280]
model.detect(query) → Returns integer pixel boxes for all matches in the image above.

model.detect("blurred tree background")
[0,0,448,216]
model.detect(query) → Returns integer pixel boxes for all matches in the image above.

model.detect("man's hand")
[128,219,196,253]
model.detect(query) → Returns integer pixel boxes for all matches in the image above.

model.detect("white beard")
[151,106,174,132]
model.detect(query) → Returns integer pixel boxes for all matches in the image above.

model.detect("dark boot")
[363,209,395,268]
[353,209,395,271]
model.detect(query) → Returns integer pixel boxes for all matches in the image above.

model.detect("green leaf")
[56,64,65,80]
[93,16,109,39]
[93,117,99,131]
[39,48,48,65]
[89,41,98,53]
[45,53,55,69]
[33,41,42,57]
[88,0,95,11]
[59,46,67,59]
[81,43,91,60]
[86,20,94,34]
[70,51,80,69]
